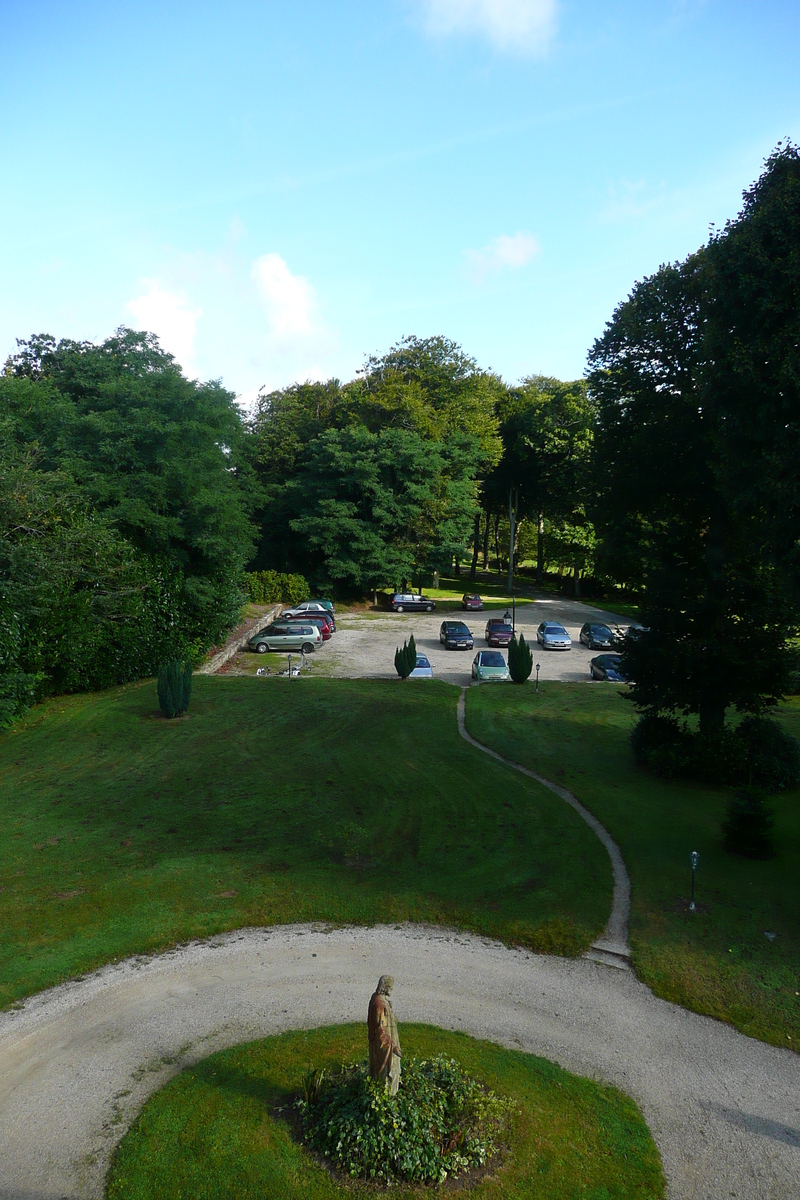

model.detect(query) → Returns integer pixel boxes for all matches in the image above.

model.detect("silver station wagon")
[248,623,323,654]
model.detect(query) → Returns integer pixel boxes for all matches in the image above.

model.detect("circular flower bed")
[299,1055,514,1185]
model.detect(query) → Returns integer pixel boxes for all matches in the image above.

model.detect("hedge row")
[243,570,310,607]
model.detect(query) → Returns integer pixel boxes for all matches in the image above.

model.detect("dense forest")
[2,145,798,740]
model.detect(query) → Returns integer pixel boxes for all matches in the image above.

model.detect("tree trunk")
[470,512,480,581]
[536,512,544,585]
[482,508,490,568]
[493,513,501,573]
[573,565,581,597]
[454,557,460,576]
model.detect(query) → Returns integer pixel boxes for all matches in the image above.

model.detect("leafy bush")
[299,1056,513,1185]
[736,715,800,791]
[157,658,193,718]
[243,570,310,607]
[722,788,776,859]
[395,634,417,679]
[508,633,533,683]
[631,712,800,793]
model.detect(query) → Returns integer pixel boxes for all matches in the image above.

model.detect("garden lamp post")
[689,850,699,911]
[535,663,540,692]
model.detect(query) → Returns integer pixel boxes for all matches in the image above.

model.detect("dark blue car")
[439,620,474,650]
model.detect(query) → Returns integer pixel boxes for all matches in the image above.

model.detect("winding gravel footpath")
[457,686,631,968]
[0,924,798,1200]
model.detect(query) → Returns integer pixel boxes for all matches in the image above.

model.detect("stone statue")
[368,975,401,1095]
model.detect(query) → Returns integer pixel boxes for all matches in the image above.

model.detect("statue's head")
[376,974,394,995]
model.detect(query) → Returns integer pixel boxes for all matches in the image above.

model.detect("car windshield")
[598,655,620,667]
[545,624,567,634]
[447,623,469,633]
[482,652,506,667]
[592,625,613,635]
[495,625,512,633]
[415,655,430,667]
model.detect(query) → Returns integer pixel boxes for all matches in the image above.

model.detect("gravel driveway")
[1,925,797,1200]
[313,594,629,685]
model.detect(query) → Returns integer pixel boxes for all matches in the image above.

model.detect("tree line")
[2,144,798,751]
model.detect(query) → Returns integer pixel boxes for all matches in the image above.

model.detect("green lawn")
[0,677,610,1008]
[465,684,800,1049]
[106,1024,665,1200]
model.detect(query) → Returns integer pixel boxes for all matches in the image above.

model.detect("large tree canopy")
[0,329,257,722]
[250,336,502,589]
[589,144,800,732]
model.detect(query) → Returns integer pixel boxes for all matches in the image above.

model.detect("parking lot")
[313,594,630,686]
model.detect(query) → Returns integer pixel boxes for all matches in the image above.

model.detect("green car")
[248,623,323,654]
[471,650,510,682]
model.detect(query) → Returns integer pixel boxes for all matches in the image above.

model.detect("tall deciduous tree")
[249,336,502,589]
[589,144,800,733]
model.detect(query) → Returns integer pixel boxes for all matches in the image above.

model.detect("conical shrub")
[508,633,533,683]
[157,657,193,718]
[394,634,417,679]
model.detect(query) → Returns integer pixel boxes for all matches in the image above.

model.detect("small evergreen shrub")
[508,633,533,684]
[395,634,417,679]
[630,713,693,777]
[299,1056,513,1185]
[157,658,193,718]
[722,788,776,859]
[243,570,310,607]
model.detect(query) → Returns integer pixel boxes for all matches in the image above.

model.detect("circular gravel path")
[1,924,798,1200]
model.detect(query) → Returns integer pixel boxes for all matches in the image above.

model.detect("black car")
[439,620,474,650]
[590,653,629,681]
[388,592,436,613]
[580,622,617,650]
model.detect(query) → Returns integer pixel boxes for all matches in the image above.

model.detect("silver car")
[409,653,434,678]
[537,621,572,650]
[248,623,323,654]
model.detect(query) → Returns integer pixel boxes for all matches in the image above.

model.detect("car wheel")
[256,642,269,654]
[396,605,404,612]
[302,642,315,654]
[426,604,434,612]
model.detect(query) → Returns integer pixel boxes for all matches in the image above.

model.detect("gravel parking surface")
[1,924,798,1200]
[312,594,630,685]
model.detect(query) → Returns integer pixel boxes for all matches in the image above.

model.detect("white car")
[409,654,434,678]
[537,621,572,650]
[282,601,330,617]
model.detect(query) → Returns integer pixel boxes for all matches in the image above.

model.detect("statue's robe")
[368,991,401,1094]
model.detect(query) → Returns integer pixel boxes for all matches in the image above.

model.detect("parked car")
[409,654,434,678]
[485,619,513,647]
[439,620,474,650]
[281,610,335,634]
[280,613,331,640]
[461,593,483,611]
[304,598,334,613]
[388,592,436,613]
[248,623,323,654]
[282,601,332,620]
[472,650,510,682]
[579,622,617,650]
[537,622,572,650]
[590,653,629,681]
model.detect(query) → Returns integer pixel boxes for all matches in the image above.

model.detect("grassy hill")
[466,684,800,1050]
[0,677,609,1008]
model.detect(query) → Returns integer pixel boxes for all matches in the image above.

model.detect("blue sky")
[2,1,799,402]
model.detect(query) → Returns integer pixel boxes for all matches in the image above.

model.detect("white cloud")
[418,0,557,54]
[126,281,202,373]
[465,231,540,282]
[251,252,319,343]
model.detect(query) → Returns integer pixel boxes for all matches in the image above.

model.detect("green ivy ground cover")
[107,1025,665,1200]
[0,678,609,1008]
[466,684,800,1050]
